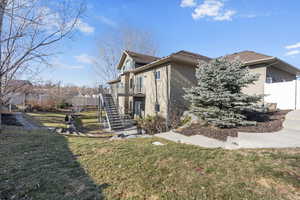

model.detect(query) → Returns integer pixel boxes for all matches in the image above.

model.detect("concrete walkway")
[156,110,300,149]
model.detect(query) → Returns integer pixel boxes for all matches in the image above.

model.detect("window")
[129,101,133,112]
[130,78,133,89]
[155,71,160,80]
[136,76,143,93]
[155,103,160,112]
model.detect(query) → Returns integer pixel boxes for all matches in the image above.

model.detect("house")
[107,50,300,119]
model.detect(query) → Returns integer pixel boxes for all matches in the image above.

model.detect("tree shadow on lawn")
[0,128,108,200]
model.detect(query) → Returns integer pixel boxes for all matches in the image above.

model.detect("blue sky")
[39,0,300,86]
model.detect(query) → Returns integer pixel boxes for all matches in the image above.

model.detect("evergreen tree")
[184,57,263,128]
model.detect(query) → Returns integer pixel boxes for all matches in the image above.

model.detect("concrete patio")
[156,110,300,149]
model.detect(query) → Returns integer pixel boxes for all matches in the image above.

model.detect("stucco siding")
[135,64,171,118]
[109,82,119,105]
[170,62,197,112]
[242,66,266,96]
[267,66,295,82]
[118,96,125,115]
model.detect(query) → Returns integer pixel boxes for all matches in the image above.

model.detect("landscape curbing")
[156,110,300,149]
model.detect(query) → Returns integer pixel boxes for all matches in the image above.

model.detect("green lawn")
[0,128,299,200]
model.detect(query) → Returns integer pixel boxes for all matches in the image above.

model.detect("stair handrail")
[99,93,111,130]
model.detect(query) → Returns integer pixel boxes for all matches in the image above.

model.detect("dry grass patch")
[1,127,299,200]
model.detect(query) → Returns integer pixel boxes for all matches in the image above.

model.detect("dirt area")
[1,113,23,126]
[177,110,290,141]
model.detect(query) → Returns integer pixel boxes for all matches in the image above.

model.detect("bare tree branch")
[94,25,158,83]
[0,0,86,129]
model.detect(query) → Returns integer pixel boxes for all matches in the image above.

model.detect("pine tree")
[184,57,263,128]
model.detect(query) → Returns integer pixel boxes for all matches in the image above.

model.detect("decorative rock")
[266,103,277,112]
[117,133,126,138]
[56,128,63,133]
[126,135,138,139]
[152,141,164,146]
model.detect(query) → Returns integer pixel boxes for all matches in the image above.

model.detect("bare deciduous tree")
[94,25,158,83]
[0,0,85,129]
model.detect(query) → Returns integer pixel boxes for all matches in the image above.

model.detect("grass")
[1,127,299,200]
[27,110,104,133]
[79,110,102,133]
[27,112,67,128]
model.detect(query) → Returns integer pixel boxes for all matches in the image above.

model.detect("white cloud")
[75,19,95,34]
[37,7,94,35]
[52,60,84,70]
[37,7,62,31]
[285,42,300,50]
[98,16,118,28]
[285,50,300,56]
[189,0,236,21]
[75,54,95,65]
[214,10,236,21]
[180,0,197,8]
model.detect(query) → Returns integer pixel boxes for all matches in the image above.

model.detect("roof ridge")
[124,50,160,59]
[229,50,273,58]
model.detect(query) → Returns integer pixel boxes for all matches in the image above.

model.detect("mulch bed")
[177,110,291,141]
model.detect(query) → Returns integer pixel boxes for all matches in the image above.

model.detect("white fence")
[264,80,300,110]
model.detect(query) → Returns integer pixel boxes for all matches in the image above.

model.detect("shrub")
[57,101,72,109]
[136,115,167,135]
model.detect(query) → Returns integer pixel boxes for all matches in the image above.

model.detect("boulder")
[266,103,277,112]
[152,141,164,146]
[56,128,63,133]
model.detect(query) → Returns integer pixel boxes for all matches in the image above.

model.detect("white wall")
[264,80,300,110]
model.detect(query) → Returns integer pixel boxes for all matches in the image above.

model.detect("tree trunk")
[0,0,7,132]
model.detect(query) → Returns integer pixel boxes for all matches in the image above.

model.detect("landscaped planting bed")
[178,110,290,141]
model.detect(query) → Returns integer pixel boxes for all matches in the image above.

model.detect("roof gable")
[117,50,160,70]
[224,51,274,63]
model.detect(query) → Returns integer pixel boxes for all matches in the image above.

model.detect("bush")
[136,115,167,135]
[57,101,72,109]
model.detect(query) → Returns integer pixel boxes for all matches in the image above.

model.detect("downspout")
[154,70,158,116]
[165,65,170,131]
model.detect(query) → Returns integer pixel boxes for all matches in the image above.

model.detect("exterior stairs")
[102,94,124,130]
